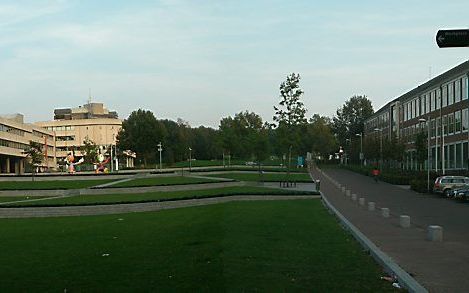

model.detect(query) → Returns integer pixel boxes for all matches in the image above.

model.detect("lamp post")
[374,128,383,170]
[356,133,363,166]
[419,118,431,193]
[189,147,192,172]
[157,142,163,172]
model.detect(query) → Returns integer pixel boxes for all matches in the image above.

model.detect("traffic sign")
[436,29,469,48]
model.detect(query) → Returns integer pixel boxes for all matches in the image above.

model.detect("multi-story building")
[35,102,122,162]
[0,114,56,174]
[364,60,469,172]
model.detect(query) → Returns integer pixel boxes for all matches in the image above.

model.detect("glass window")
[429,93,434,111]
[437,117,441,136]
[463,109,469,132]
[442,85,448,107]
[443,115,448,135]
[449,144,455,169]
[425,94,429,113]
[448,82,454,105]
[456,143,462,169]
[464,142,468,169]
[463,77,468,100]
[431,119,436,138]
[455,79,461,103]
[448,113,454,134]
[455,110,462,133]
[436,89,441,110]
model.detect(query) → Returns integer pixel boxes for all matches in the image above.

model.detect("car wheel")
[444,189,452,198]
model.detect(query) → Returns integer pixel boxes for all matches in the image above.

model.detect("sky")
[0,0,468,128]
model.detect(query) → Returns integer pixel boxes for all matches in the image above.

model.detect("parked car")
[453,187,469,200]
[433,176,469,197]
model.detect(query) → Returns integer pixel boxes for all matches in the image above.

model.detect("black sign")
[436,29,469,48]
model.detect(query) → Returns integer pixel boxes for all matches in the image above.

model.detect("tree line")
[115,73,413,168]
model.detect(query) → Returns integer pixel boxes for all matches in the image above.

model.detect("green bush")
[410,179,429,193]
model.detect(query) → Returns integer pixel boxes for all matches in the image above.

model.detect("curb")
[321,194,428,293]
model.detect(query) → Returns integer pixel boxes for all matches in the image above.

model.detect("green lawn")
[2,186,317,207]
[0,196,50,203]
[172,159,246,168]
[0,200,394,291]
[110,176,224,188]
[206,172,313,182]
[0,179,117,190]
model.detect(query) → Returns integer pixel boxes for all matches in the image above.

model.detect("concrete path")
[312,166,469,292]
[0,195,320,218]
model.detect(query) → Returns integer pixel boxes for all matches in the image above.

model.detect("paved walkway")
[0,195,319,218]
[312,166,469,292]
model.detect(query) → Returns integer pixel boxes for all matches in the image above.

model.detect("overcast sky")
[0,0,468,128]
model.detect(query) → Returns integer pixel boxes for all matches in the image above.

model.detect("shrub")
[410,179,430,193]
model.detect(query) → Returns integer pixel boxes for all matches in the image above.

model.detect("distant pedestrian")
[372,168,380,182]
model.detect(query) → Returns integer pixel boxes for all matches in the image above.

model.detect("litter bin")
[315,180,321,192]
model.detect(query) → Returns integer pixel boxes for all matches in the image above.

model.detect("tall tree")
[332,95,374,147]
[23,141,43,181]
[273,73,307,156]
[81,137,98,165]
[117,109,167,166]
[307,114,337,159]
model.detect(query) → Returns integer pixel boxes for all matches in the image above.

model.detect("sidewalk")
[312,166,469,292]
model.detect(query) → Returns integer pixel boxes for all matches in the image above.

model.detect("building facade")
[35,102,122,162]
[364,60,469,172]
[0,114,56,174]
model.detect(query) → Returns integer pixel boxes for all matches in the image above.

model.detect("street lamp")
[356,133,363,166]
[157,142,163,172]
[374,128,383,170]
[189,147,192,172]
[419,118,431,193]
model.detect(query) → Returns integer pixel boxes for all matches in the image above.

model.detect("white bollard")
[368,202,375,211]
[346,190,351,197]
[426,225,443,242]
[351,194,357,201]
[359,197,365,206]
[381,208,390,218]
[400,215,410,228]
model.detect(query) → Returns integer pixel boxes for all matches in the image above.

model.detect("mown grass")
[0,179,117,190]
[206,172,313,182]
[0,200,394,292]
[2,186,317,207]
[110,176,224,188]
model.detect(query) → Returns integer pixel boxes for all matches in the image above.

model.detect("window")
[436,90,441,110]
[425,94,429,113]
[431,119,436,138]
[429,93,434,111]
[448,82,454,105]
[456,143,462,169]
[449,144,455,169]
[463,77,468,100]
[463,109,469,132]
[448,113,454,134]
[442,85,448,107]
[437,117,441,136]
[455,110,461,133]
[455,79,461,103]
[464,142,469,169]
[443,115,448,136]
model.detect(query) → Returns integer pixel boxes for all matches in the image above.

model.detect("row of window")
[403,76,469,122]
[56,135,76,142]
[45,125,75,131]
[404,142,469,170]
[0,124,25,136]
[401,109,469,143]
[0,139,29,150]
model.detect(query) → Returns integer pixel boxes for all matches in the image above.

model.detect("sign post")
[436,29,469,48]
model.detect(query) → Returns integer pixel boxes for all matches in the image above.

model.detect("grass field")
[110,176,224,188]
[0,179,117,190]
[1,186,317,207]
[0,200,393,291]
[0,196,49,203]
[206,172,313,182]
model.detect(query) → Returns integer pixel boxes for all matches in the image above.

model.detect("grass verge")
[0,200,394,291]
[205,172,313,182]
[108,176,224,188]
[0,179,117,190]
[1,186,318,207]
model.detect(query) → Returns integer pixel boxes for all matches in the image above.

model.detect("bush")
[410,179,430,193]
